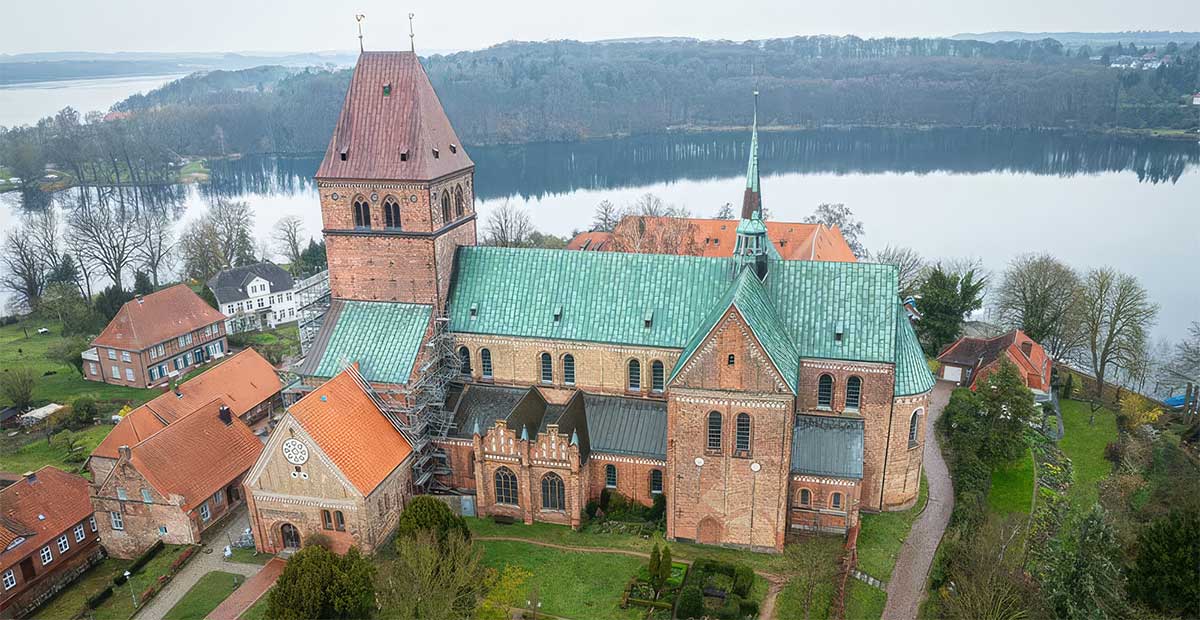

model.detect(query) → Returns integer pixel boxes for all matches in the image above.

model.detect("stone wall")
[787,475,862,534]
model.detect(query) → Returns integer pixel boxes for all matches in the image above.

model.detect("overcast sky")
[3,0,1198,55]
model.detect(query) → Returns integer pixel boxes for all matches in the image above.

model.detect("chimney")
[174,383,183,399]
[118,445,131,460]
[218,405,233,425]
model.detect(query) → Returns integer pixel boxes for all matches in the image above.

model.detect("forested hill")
[9,35,1200,156]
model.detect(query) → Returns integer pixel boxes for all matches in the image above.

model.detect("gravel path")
[881,380,955,620]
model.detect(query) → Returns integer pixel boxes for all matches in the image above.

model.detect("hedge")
[85,586,113,609]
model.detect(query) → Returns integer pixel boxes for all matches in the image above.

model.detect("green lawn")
[164,571,244,620]
[239,593,270,620]
[1059,399,1118,511]
[32,558,126,619]
[226,546,275,565]
[0,318,159,409]
[0,424,110,476]
[476,539,644,620]
[855,474,928,581]
[988,447,1035,516]
[773,536,844,619]
[844,579,887,620]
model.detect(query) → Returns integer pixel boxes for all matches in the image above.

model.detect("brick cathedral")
[245,51,934,555]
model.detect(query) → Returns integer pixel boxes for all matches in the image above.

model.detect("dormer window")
[469,303,478,319]
[399,149,409,162]
[553,305,562,322]
[450,144,458,154]
[834,323,845,343]
[383,83,392,96]
[339,147,349,162]
[643,309,654,329]
[432,148,439,159]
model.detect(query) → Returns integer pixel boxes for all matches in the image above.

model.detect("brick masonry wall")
[434,439,478,491]
[587,454,666,507]
[91,463,199,559]
[787,475,862,534]
[90,325,226,389]
[0,538,103,617]
[472,425,585,528]
[880,392,929,510]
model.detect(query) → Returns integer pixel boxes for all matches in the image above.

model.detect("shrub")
[731,563,753,597]
[677,585,704,619]
[69,397,98,428]
[585,499,599,519]
[395,496,470,545]
[86,586,114,609]
[113,573,127,586]
[1127,508,1200,615]
[1104,441,1123,464]
[739,597,760,616]
[268,545,375,620]
[718,593,743,620]
[649,492,666,521]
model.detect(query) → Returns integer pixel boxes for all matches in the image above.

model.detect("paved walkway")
[881,380,955,620]
[133,507,266,620]
[208,557,286,620]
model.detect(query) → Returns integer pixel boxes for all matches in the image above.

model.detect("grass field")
[33,545,188,620]
[239,593,270,620]
[164,571,244,620]
[0,424,110,475]
[1059,399,1118,511]
[988,447,1035,516]
[855,474,928,581]
[844,578,887,619]
[773,535,844,619]
[226,547,275,565]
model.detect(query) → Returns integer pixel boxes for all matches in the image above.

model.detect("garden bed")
[676,557,760,620]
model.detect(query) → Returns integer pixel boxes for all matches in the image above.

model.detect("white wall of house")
[221,276,298,333]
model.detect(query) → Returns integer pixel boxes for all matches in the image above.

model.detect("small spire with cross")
[355,14,366,54]
[408,13,416,53]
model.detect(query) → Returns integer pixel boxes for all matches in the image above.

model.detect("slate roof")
[207,262,294,305]
[582,394,667,459]
[298,300,432,384]
[92,284,226,351]
[790,415,864,479]
[450,384,527,439]
[316,51,473,181]
[288,368,413,496]
[0,467,92,563]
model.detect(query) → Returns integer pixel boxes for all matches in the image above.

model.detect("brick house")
[245,367,413,555]
[936,329,1052,396]
[90,401,263,559]
[207,262,298,334]
[0,468,102,618]
[280,48,935,555]
[82,285,229,389]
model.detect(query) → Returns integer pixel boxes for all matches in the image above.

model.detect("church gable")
[670,307,792,394]
[245,416,362,503]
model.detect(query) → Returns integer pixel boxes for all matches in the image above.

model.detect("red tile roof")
[569,217,857,263]
[93,349,281,460]
[127,399,263,512]
[937,329,1052,391]
[288,368,412,496]
[565,231,612,251]
[92,284,226,351]
[316,51,472,182]
[0,467,92,564]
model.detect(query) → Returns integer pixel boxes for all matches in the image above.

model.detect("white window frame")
[213,491,223,505]
[110,365,119,379]
[89,516,97,532]
[116,488,127,501]
[200,502,210,522]
[121,351,131,363]
[57,534,69,553]
[2,569,14,590]
[107,349,116,360]
[158,526,168,537]
[124,368,135,382]
[110,511,123,531]
[89,363,97,375]
[74,524,86,542]
[141,489,153,504]
[149,367,158,381]
[40,546,53,565]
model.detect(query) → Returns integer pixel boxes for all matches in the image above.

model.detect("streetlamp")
[124,570,136,608]
[525,583,542,620]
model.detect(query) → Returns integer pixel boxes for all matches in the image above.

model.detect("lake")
[2,127,1198,345]
[0,74,187,127]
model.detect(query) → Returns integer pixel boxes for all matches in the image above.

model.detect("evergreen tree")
[199,285,220,310]
[133,271,154,296]
[647,543,661,591]
[394,495,470,546]
[267,544,375,620]
[93,285,134,322]
[1127,508,1200,616]
[656,545,673,596]
[46,252,80,287]
[1039,505,1126,620]
[915,264,987,355]
[974,360,1038,464]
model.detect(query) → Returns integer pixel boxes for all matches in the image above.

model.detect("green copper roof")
[672,269,800,392]
[893,304,936,396]
[745,93,760,193]
[736,214,768,236]
[302,300,432,384]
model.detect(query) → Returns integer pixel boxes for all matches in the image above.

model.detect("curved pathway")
[881,380,954,620]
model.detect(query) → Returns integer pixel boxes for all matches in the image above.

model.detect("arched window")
[651,360,665,393]
[321,509,333,530]
[799,488,811,507]
[605,464,617,488]
[727,354,736,366]
[817,374,834,409]
[563,354,575,386]
[909,408,923,447]
[334,510,345,531]
[441,190,452,223]
[352,195,371,229]
[846,376,862,411]
[650,469,663,494]
[480,348,493,380]
[707,411,722,452]
[540,352,553,384]
[627,359,641,392]
[735,413,752,454]
[458,346,471,376]
[831,492,843,510]
[383,195,401,229]
[454,184,465,218]
[494,467,518,505]
[541,473,565,511]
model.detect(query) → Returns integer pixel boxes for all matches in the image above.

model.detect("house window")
[40,546,53,565]
[334,511,345,531]
[107,349,116,360]
[117,488,128,501]
[124,368,134,382]
[57,534,69,553]
[89,363,97,375]
[141,489,152,504]
[121,351,131,363]
[541,473,565,511]
[846,376,862,411]
[441,190,452,223]
[3,569,15,590]
[383,196,402,229]
[909,408,923,447]
[200,502,211,522]
[799,488,811,507]
[540,352,553,384]
[110,511,125,530]
[831,493,843,510]
[707,411,723,452]
[817,374,834,409]
[563,354,575,386]
[158,526,168,536]
[494,467,519,505]
[455,185,465,218]
[110,365,119,379]
[480,348,493,379]
[735,413,752,454]
[604,464,617,488]
[74,524,85,542]
[149,367,158,381]
[353,195,371,229]
[651,360,665,393]
[650,469,663,494]
[627,359,641,392]
[727,354,735,366]
[458,346,472,376]
[322,510,333,530]
[213,491,223,505]
[89,516,97,532]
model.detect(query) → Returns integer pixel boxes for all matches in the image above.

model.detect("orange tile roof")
[93,349,281,460]
[565,231,613,251]
[128,399,263,512]
[576,216,858,263]
[92,284,226,351]
[288,368,413,496]
[0,467,92,564]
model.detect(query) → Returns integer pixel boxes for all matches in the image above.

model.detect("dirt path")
[474,536,788,620]
[881,380,955,620]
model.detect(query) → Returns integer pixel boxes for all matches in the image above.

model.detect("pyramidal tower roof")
[316,51,473,181]
[740,90,761,220]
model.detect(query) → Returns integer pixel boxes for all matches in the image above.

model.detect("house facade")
[83,285,228,389]
[0,468,102,618]
[208,262,298,334]
[283,50,934,554]
[936,329,1052,396]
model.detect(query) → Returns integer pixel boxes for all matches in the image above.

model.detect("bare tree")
[609,215,698,255]
[1078,267,1158,421]
[714,202,735,220]
[0,220,47,312]
[591,200,621,232]
[207,199,256,267]
[28,208,61,274]
[483,201,534,247]
[631,192,668,217]
[783,539,839,620]
[272,215,305,273]
[804,203,867,259]
[135,209,176,287]
[992,253,1085,360]
[66,194,139,291]
[872,245,925,298]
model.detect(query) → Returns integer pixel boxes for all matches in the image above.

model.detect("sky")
[3,0,1198,55]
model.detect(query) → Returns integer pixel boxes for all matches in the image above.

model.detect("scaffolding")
[295,270,331,356]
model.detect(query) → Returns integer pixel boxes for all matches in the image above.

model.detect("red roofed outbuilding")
[936,329,1053,396]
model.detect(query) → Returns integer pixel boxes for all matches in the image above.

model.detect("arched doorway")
[697,517,722,545]
[280,523,301,549]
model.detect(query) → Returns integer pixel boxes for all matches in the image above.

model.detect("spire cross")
[355,14,365,54]
[408,13,416,53]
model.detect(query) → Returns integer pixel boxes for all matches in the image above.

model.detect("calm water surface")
[0,74,187,127]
